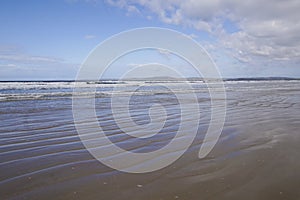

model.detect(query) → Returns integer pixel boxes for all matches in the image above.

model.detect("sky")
[0,0,300,80]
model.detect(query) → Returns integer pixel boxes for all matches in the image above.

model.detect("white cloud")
[126,5,141,15]
[84,34,97,40]
[0,45,80,80]
[0,63,18,68]
[106,0,300,66]
[127,63,142,68]
[0,45,64,64]
[157,48,171,55]
[0,54,63,63]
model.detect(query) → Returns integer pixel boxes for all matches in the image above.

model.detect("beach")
[0,80,300,200]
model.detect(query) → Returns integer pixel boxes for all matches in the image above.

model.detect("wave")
[1,80,299,102]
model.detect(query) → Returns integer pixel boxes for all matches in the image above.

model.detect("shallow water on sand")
[0,81,300,200]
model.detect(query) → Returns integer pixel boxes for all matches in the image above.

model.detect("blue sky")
[1,0,300,80]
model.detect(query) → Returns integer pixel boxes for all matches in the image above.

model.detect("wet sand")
[0,81,300,200]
